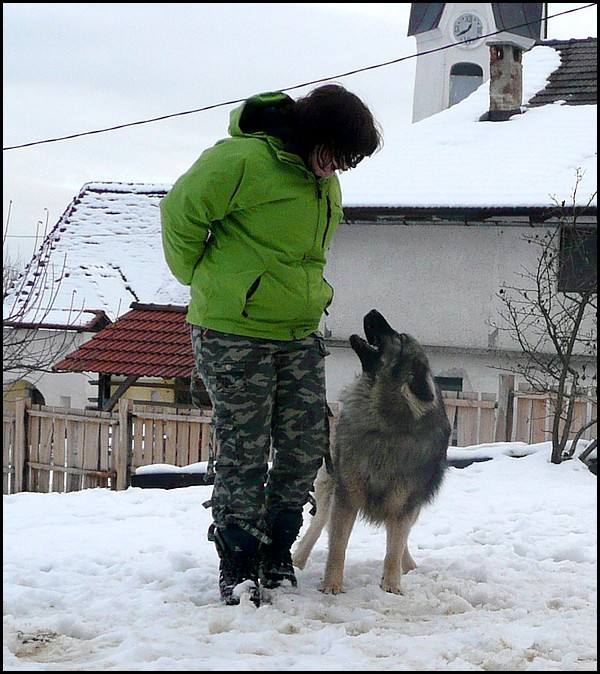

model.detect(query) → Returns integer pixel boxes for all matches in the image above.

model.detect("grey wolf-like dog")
[293,309,451,594]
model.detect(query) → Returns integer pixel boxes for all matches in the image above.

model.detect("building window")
[435,377,462,445]
[449,62,484,106]
[435,377,463,392]
[558,226,597,293]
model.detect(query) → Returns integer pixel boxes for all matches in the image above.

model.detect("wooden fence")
[3,400,212,495]
[3,387,596,495]
[512,389,597,445]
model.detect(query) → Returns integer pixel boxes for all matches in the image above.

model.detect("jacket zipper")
[315,183,331,250]
[316,185,334,315]
[322,196,332,248]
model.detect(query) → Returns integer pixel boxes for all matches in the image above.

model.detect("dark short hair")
[291,84,383,169]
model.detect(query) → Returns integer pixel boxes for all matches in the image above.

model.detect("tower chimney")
[480,22,537,123]
[481,43,524,121]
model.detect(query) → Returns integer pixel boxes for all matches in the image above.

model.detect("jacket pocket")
[242,275,262,318]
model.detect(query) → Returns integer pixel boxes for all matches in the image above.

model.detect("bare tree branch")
[3,235,83,396]
[491,171,597,464]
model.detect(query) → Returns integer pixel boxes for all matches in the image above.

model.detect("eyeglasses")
[333,157,363,173]
[338,155,364,172]
[314,146,364,174]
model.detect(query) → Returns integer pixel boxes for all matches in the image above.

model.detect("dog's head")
[349,309,436,405]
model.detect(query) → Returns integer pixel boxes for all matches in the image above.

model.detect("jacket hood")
[228,91,294,142]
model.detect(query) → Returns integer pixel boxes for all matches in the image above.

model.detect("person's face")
[308,146,347,178]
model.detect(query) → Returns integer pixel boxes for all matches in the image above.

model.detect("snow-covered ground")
[3,442,596,671]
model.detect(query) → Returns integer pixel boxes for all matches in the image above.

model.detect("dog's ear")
[350,334,380,374]
[409,361,435,402]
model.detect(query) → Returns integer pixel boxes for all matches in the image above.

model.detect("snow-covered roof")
[3,182,187,324]
[3,41,596,326]
[342,43,597,209]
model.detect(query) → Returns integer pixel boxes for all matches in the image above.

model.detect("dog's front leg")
[321,495,357,594]
[381,514,416,594]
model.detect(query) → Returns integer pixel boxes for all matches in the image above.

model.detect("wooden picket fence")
[3,386,596,495]
[3,399,213,495]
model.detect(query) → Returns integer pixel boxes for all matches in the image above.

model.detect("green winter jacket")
[160,91,343,340]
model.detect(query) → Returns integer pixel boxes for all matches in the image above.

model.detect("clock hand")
[457,23,473,36]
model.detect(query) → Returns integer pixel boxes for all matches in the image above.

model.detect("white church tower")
[408,3,546,123]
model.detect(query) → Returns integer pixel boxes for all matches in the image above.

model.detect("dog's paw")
[401,560,417,574]
[401,548,417,573]
[380,579,403,595]
[291,554,307,570]
[320,582,344,595]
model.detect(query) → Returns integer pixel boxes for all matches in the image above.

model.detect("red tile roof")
[53,303,194,378]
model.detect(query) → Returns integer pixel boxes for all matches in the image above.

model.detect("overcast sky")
[3,3,597,261]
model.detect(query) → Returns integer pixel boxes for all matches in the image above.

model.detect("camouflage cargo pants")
[190,326,330,543]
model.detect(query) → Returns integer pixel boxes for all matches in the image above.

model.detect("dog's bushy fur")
[293,309,451,594]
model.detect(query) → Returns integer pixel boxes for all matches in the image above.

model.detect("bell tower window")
[449,62,484,106]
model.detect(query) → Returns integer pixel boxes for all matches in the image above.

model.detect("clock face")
[453,13,484,46]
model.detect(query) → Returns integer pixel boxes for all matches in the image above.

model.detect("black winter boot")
[211,524,261,606]
[260,510,303,589]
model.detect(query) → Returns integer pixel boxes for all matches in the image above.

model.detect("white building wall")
[34,369,94,409]
[322,222,534,349]
[3,329,96,409]
[320,221,596,404]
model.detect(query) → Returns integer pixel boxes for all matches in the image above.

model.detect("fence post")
[116,398,132,490]
[13,398,31,493]
[495,374,515,442]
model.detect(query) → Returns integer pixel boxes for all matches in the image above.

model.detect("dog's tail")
[292,463,334,569]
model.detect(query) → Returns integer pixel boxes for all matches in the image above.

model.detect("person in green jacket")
[160,83,382,606]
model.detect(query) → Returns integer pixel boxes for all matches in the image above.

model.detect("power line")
[3,4,595,152]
